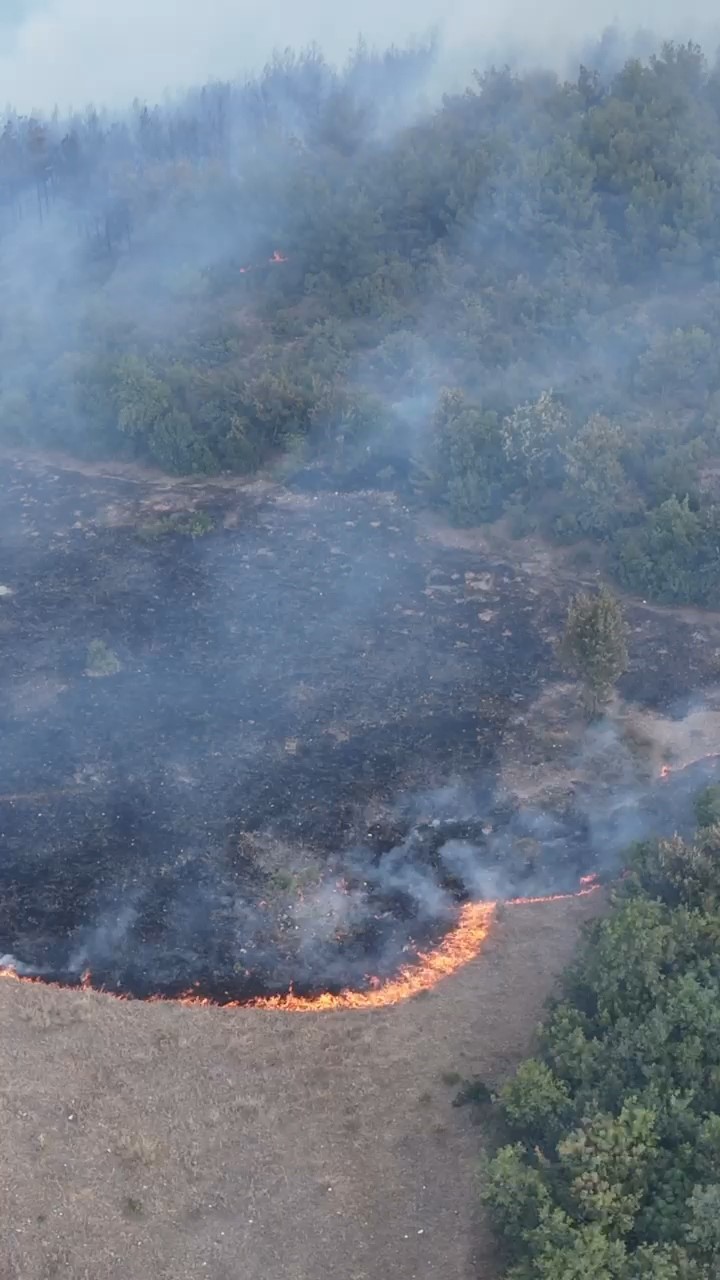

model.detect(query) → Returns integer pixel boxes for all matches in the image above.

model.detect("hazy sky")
[1,0,718,113]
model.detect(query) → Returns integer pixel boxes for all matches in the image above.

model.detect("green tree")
[559,587,628,713]
[694,786,720,830]
[501,390,570,488]
[686,1185,720,1256]
[613,499,720,607]
[481,1143,553,1252]
[559,416,639,540]
[500,1059,572,1143]
[634,329,715,408]
[428,388,505,524]
[558,1102,659,1236]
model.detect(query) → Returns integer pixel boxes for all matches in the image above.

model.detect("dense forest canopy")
[483,820,720,1279]
[4,36,720,602]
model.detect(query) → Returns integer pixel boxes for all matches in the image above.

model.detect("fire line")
[0,878,601,1013]
[659,752,720,780]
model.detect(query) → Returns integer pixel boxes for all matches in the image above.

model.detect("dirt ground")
[0,892,601,1280]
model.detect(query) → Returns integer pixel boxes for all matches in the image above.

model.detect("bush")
[694,785,720,830]
[85,639,121,677]
[613,499,720,607]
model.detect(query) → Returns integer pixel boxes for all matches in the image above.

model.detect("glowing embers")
[0,876,602,1012]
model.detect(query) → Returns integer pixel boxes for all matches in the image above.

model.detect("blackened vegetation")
[1,464,717,1001]
[0,462,550,1000]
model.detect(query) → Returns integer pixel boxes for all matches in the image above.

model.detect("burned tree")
[560,586,628,715]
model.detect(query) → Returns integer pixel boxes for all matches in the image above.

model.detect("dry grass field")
[0,892,601,1280]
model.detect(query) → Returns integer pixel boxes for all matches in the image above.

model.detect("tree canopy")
[560,588,628,713]
[482,823,720,1280]
[3,37,720,601]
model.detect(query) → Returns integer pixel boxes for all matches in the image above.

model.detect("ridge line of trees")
[3,38,720,603]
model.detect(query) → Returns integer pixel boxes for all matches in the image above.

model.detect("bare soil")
[0,891,602,1280]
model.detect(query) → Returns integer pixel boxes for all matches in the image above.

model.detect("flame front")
[0,879,602,1013]
[659,753,720,781]
[242,879,602,1011]
[245,900,497,1012]
[5,718,720,1013]
[506,875,601,908]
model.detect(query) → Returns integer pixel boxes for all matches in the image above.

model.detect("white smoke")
[0,952,41,974]
[1,0,719,113]
[68,902,139,974]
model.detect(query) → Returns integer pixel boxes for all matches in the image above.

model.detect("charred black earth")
[0,460,711,1002]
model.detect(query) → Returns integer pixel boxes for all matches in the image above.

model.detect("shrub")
[85,639,121,677]
[694,785,720,830]
[137,511,216,541]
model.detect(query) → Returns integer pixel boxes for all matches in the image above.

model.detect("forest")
[3,37,720,603]
[482,804,720,1279]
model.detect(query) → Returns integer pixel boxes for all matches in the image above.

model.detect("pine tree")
[560,587,628,714]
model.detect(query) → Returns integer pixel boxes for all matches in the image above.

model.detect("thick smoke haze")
[1,0,720,1006]
[2,0,719,111]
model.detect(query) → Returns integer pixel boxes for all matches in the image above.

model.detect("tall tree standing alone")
[560,586,628,714]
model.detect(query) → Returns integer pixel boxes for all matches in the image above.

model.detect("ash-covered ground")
[0,459,716,1001]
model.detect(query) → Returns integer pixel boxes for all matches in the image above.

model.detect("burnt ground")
[2,457,719,1280]
[0,891,602,1280]
[0,460,556,1000]
[1,458,719,1002]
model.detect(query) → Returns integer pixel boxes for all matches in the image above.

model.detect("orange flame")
[239,249,288,275]
[0,878,602,1013]
[505,876,601,908]
[246,901,497,1011]
[659,752,720,781]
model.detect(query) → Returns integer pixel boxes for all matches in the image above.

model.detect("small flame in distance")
[0,877,602,1013]
[238,249,288,274]
[659,753,720,781]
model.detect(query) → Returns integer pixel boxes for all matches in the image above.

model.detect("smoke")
[1,0,719,112]
[0,953,39,976]
[68,900,139,975]
[1,12,720,1006]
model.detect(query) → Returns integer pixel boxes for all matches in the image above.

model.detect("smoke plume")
[1,9,720,1006]
[1,0,719,111]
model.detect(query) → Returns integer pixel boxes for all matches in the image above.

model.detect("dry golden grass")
[0,893,601,1280]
